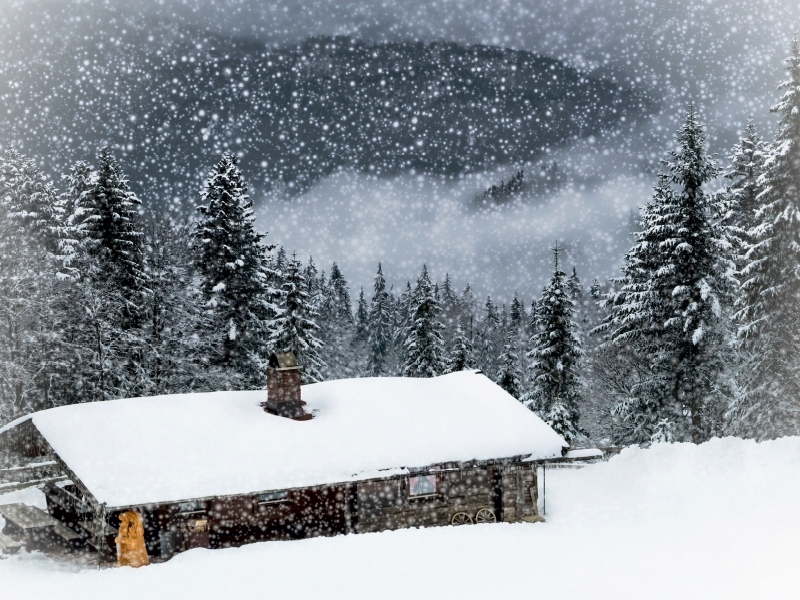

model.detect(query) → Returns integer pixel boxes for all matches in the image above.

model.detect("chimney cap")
[268,352,301,371]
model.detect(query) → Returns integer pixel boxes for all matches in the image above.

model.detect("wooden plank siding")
[0,419,49,469]
[77,460,540,562]
[353,462,539,533]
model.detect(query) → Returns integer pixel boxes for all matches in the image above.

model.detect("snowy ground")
[2,437,798,599]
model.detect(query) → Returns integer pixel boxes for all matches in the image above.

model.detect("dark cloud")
[7,0,799,148]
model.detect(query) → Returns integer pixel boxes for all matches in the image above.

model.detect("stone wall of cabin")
[353,462,538,533]
[36,460,540,563]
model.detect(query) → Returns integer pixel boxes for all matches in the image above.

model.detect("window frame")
[257,490,290,505]
[177,500,206,515]
[408,474,439,499]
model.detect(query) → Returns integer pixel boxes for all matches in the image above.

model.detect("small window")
[258,490,289,504]
[409,474,437,497]
[178,500,205,514]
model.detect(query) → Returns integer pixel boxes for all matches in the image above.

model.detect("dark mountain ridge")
[0,20,655,204]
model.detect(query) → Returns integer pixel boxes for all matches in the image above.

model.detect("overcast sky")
[4,0,799,299]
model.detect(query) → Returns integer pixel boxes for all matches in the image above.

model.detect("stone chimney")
[263,352,312,420]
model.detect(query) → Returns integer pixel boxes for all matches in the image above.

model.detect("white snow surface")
[0,371,566,508]
[564,448,603,459]
[1,436,798,599]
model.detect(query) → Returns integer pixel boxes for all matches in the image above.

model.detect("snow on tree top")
[1,371,566,508]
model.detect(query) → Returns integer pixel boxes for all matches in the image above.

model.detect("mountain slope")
[0,19,654,203]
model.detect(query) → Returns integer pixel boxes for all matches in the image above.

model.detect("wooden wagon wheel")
[474,508,497,524]
[450,512,473,526]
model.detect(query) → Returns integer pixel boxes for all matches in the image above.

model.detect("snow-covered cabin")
[0,360,567,561]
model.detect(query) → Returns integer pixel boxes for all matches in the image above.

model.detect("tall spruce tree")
[439,272,461,338]
[567,266,587,339]
[59,160,93,232]
[354,288,369,343]
[393,281,414,370]
[724,118,768,238]
[510,293,525,330]
[193,152,275,387]
[269,253,325,383]
[495,329,524,399]
[0,149,66,421]
[367,263,393,376]
[523,245,583,443]
[566,267,584,302]
[459,284,476,339]
[402,265,446,378]
[476,295,501,374]
[303,256,319,298]
[141,216,211,395]
[732,37,800,438]
[57,148,152,403]
[444,320,477,373]
[318,262,356,379]
[328,262,353,322]
[600,106,732,443]
[351,287,369,375]
[77,146,148,326]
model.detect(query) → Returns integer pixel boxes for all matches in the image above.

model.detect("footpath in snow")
[1,436,798,600]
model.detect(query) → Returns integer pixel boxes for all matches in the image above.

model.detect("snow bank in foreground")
[2,437,798,599]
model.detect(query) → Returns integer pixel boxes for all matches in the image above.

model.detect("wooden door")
[491,467,504,521]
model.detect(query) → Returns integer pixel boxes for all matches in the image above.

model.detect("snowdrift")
[2,436,798,599]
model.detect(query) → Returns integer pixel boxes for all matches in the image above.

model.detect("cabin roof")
[0,371,567,509]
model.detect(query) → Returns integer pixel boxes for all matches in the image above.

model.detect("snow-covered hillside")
[2,437,798,599]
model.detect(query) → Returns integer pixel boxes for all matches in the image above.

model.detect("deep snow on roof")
[2,371,567,508]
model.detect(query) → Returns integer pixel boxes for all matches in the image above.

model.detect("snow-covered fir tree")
[439,272,461,338]
[269,253,325,383]
[402,265,446,378]
[350,287,370,375]
[600,106,733,443]
[476,295,501,375]
[460,284,475,317]
[566,266,588,341]
[444,320,477,373]
[367,263,394,376]
[527,296,539,337]
[192,152,276,388]
[318,262,356,379]
[354,288,369,344]
[59,160,93,231]
[509,292,525,331]
[723,118,768,238]
[495,329,524,399]
[328,262,353,323]
[566,267,584,302]
[523,245,583,444]
[141,216,211,395]
[590,278,601,299]
[77,146,148,327]
[274,246,288,276]
[303,256,319,298]
[393,281,414,370]
[0,149,67,420]
[731,37,800,439]
[56,148,153,403]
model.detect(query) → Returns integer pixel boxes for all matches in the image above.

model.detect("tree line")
[1,38,799,447]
